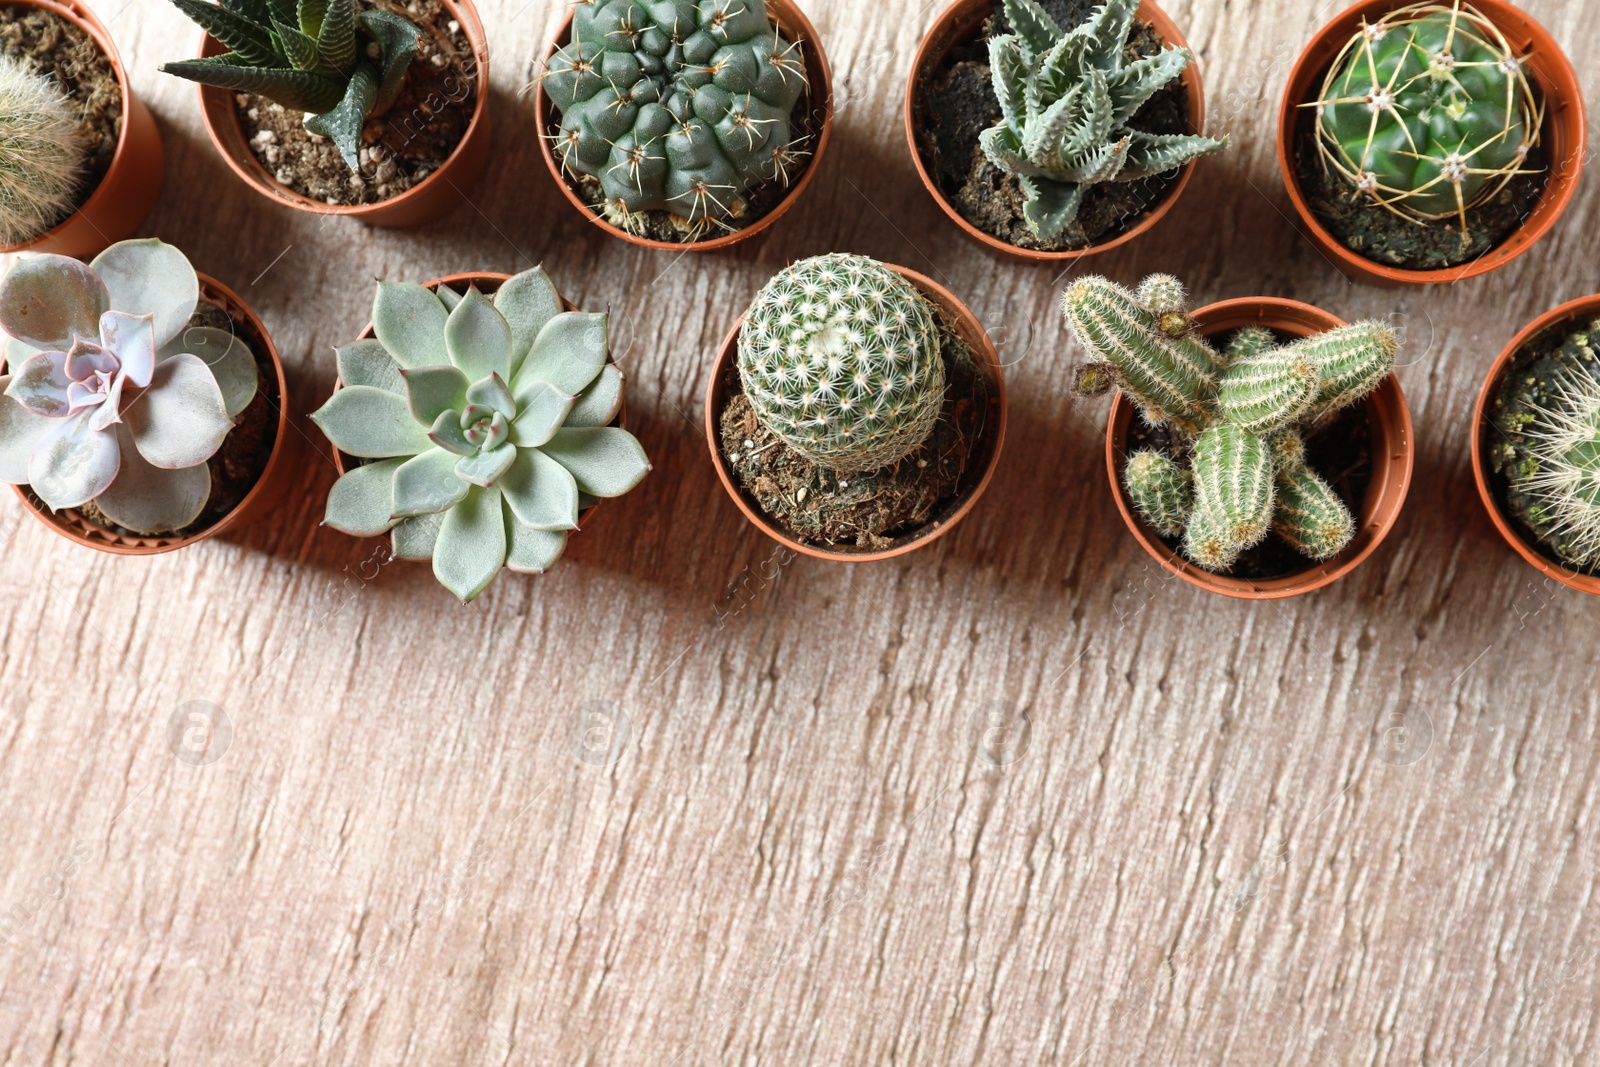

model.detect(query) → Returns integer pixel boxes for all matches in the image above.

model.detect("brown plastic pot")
[1471,293,1600,595]
[1106,297,1414,599]
[905,0,1208,263]
[0,0,163,258]
[532,0,833,252]
[705,265,1007,562]
[1276,0,1586,286]
[194,0,491,228]
[13,274,296,555]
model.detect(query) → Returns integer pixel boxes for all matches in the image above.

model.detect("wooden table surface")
[3,0,1599,1063]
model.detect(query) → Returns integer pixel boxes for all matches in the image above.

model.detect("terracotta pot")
[1276,0,1586,286]
[532,0,834,252]
[0,0,163,258]
[1106,297,1414,599]
[1471,294,1600,595]
[194,0,491,228]
[905,0,1208,263]
[705,265,1007,562]
[12,274,296,554]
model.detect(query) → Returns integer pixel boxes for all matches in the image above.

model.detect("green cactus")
[980,0,1227,239]
[1313,1,1540,242]
[737,254,945,474]
[540,0,809,236]
[160,0,420,171]
[1063,274,1397,573]
[0,53,87,245]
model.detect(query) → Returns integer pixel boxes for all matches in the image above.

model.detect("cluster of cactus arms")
[1313,1,1540,240]
[160,0,421,170]
[541,0,809,235]
[1488,321,1600,570]
[1064,275,1398,572]
[0,240,258,533]
[737,254,946,474]
[0,54,87,245]
[980,0,1227,240]
[312,267,651,602]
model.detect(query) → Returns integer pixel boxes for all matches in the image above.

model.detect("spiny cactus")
[540,0,809,236]
[161,0,420,170]
[312,266,651,602]
[1313,0,1540,243]
[737,253,945,474]
[980,0,1227,240]
[1064,274,1399,572]
[0,54,87,245]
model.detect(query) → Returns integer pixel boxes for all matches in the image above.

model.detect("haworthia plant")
[0,53,88,245]
[311,266,651,602]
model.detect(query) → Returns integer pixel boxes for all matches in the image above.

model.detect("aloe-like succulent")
[160,0,420,170]
[312,267,651,602]
[0,52,88,245]
[0,239,258,533]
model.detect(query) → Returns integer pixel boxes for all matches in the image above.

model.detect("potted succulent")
[705,253,1007,561]
[906,0,1225,262]
[0,0,162,258]
[0,239,293,554]
[1065,275,1414,599]
[1277,0,1586,285]
[311,265,651,602]
[532,0,833,251]
[162,0,490,228]
[1473,296,1600,595]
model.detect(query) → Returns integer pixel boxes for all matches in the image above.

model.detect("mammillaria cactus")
[980,0,1227,239]
[540,0,809,235]
[736,253,945,474]
[160,0,420,170]
[0,53,88,245]
[1313,0,1539,241]
[1063,274,1399,572]
[0,239,257,533]
[312,267,651,602]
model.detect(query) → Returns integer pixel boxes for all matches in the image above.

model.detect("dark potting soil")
[912,0,1191,252]
[1293,102,1546,271]
[234,0,476,206]
[716,311,995,552]
[1126,327,1375,582]
[0,3,122,232]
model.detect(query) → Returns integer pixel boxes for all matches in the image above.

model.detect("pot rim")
[705,263,1008,562]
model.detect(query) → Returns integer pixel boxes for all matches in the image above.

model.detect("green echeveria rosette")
[541,0,809,230]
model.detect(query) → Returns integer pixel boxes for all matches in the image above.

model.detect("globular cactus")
[541,0,809,235]
[737,253,945,474]
[0,53,87,245]
[1063,274,1397,572]
[981,0,1227,239]
[1313,1,1539,241]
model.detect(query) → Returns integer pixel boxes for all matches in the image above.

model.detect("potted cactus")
[0,0,162,258]
[0,240,293,553]
[1065,275,1414,598]
[1277,0,1586,285]
[907,0,1225,262]
[706,253,1007,561]
[163,0,490,228]
[312,266,650,602]
[532,0,833,251]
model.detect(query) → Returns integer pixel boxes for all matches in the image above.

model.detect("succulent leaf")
[99,310,158,390]
[433,485,508,602]
[323,455,403,535]
[90,239,202,353]
[170,0,280,65]
[373,282,450,368]
[336,338,404,394]
[315,0,356,75]
[391,509,444,559]
[508,380,576,448]
[505,516,568,574]
[302,61,376,169]
[161,326,259,417]
[444,288,513,384]
[466,373,517,422]
[392,446,470,517]
[1002,0,1063,53]
[499,447,580,531]
[125,353,232,469]
[312,383,432,457]
[1019,176,1086,240]
[0,255,109,351]
[540,427,652,498]
[360,10,420,112]
[494,268,564,373]
[454,441,517,488]
[513,313,608,397]
[29,411,118,509]
[160,58,346,113]
[7,352,70,416]
[565,365,625,429]
[273,17,321,71]
[93,423,212,534]
[0,385,51,482]
[401,365,469,427]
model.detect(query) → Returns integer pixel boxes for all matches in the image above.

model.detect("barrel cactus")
[737,254,945,475]
[1063,274,1399,572]
[1313,0,1539,240]
[980,0,1227,239]
[540,0,809,235]
[312,267,651,602]
[0,53,88,245]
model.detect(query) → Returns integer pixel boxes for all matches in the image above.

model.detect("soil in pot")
[913,0,1190,253]
[0,3,121,233]
[716,309,995,552]
[233,0,476,207]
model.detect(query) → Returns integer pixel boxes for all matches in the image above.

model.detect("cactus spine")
[0,54,86,245]
[1123,449,1191,537]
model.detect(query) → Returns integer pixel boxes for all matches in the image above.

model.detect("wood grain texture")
[2,0,1599,1064]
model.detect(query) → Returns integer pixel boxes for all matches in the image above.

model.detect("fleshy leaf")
[505,514,568,575]
[311,384,431,458]
[372,282,450,369]
[125,353,231,468]
[100,311,158,390]
[89,239,200,352]
[428,409,474,456]
[539,427,650,498]
[0,384,52,482]
[391,509,444,560]
[29,412,118,509]
[433,485,508,602]
[161,326,259,418]
[169,0,280,64]
[494,268,564,374]
[360,9,420,112]
[273,17,322,71]
[455,442,516,488]
[508,380,575,447]
[499,447,579,531]
[0,255,109,351]
[512,313,608,397]
[93,423,212,534]
[303,61,377,170]
[444,288,512,384]
[1019,175,1085,239]
[315,0,357,75]
[7,351,71,416]
[465,372,516,420]
[336,338,404,394]
[159,58,346,114]
[401,364,469,427]
[4,335,40,374]
[392,446,470,517]
[324,456,404,535]
[435,285,462,312]
[564,365,624,428]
